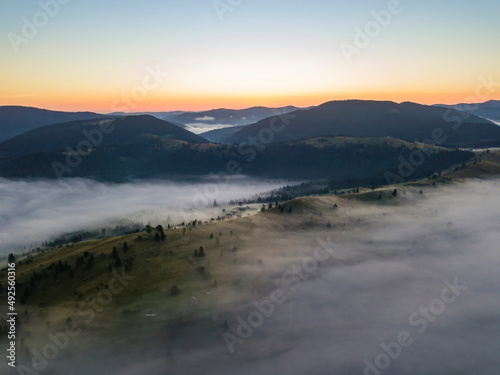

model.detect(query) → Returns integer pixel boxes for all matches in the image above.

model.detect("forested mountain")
[0,134,472,187]
[0,115,207,157]
[0,106,110,142]
[225,100,500,146]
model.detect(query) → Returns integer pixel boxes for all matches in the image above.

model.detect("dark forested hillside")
[0,115,207,157]
[0,135,472,187]
[0,106,110,142]
[225,100,500,146]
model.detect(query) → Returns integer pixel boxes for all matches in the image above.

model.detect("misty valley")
[1,176,500,375]
[1,102,500,375]
[2,1,500,373]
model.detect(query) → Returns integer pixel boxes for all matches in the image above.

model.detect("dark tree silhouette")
[76,256,84,266]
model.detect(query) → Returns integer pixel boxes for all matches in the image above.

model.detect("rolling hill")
[224,100,500,146]
[0,106,110,142]
[0,115,208,157]
[108,111,185,121]
[0,132,473,184]
[200,125,246,143]
[2,159,500,374]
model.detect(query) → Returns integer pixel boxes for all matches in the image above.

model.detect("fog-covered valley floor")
[0,176,291,255]
[1,179,500,375]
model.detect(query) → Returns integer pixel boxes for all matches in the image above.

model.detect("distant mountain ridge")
[225,100,500,146]
[434,100,500,122]
[0,115,207,157]
[0,106,110,142]
[168,106,305,127]
[108,111,185,121]
[0,105,309,143]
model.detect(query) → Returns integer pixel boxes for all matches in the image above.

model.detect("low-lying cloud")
[145,179,500,375]
[0,176,290,255]
[195,116,215,122]
[3,179,500,375]
[184,123,237,134]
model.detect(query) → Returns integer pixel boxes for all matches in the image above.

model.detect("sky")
[0,0,499,112]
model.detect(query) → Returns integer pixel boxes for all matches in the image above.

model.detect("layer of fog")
[7,179,500,375]
[184,123,236,134]
[0,176,290,255]
[116,179,499,375]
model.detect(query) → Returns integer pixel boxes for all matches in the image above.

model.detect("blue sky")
[1,0,499,111]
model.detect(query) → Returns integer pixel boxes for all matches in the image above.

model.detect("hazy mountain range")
[168,106,300,130]
[0,106,110,142]
[0,115,206,157]
[1,99,498,183]
[223,100,500,146]
[0,105,305,142]
[3,100,498,145]
[108,111,185,121]
[435,100,500,123]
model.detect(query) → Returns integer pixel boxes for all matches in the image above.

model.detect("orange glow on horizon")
[2,91,498,113]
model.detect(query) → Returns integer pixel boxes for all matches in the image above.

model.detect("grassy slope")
[1,150,499,362]
[293,136,448,151]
